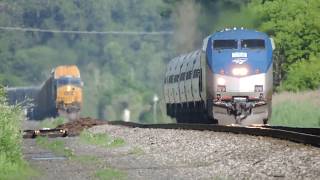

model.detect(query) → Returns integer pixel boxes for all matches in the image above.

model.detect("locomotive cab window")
[57,78,82,87]
[241,39,265,49]
[213,40,237,49]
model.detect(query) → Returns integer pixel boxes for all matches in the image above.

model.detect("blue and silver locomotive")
[164,28,275,125]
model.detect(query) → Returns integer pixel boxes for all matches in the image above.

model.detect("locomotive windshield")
[57,77,82,87]
[241,39,265,49]
[213,40,237,49]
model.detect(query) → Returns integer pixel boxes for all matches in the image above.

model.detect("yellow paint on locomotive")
[54,65,80,79]
[56,85,82,110]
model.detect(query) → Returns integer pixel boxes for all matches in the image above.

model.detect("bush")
[278,54,320,92]
[0,87,33,179]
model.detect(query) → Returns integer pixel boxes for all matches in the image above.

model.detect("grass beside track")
[271,90,320,127]
[0,89,35,180]
[36,137,74,157]
[37,132,127,179]
[80,130,125,148]
[95,168,127,180]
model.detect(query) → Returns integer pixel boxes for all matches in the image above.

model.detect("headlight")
[217,77,226,85]
[232,67,248,76]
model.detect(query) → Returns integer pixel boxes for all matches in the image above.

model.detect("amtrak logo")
[232,52,248,64]
[232,58,247,64]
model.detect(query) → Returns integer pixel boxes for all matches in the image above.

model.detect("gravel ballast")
[85,124,320,180]
[23,123,320,180]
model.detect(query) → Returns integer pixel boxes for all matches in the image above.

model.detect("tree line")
[0,0,319,121]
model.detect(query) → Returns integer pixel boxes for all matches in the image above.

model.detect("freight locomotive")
[6,65,83,120]
[164,28,275,125]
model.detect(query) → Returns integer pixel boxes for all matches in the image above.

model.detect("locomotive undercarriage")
[57,102,81,121]
[167,101,217,124]
[212,97,269,125]
[167,96,269,125]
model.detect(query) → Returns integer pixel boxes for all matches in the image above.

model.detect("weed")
[0,88,36,179]
[71,155,99,164]
[80,130,125,148]
[95,168,126,180]
[36,137,73,157]
[36,137,101,166]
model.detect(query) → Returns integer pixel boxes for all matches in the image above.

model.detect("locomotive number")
[64,91,74,95]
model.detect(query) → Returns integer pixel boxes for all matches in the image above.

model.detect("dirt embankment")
[56,117,107,136]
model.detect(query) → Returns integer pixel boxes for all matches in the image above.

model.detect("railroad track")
[23,128,68,138]
[106,121,320,148]
[23,118,320,147]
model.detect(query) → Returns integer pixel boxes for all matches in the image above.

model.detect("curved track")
[106,121,320,147]
[23,118,320,147]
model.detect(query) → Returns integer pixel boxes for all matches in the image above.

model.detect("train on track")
[6,65,83,120]
[164,28,275,125]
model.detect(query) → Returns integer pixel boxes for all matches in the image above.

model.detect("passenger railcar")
[164,28,275,125]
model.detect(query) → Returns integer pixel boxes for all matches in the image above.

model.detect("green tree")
[279,54,320,91]
[251,0,320,88]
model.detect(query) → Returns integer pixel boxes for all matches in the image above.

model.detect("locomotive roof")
[5,87,40,92]
[53,65,80,79]
[210,29,269,40]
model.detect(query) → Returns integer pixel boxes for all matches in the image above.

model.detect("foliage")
[250,0,320,88]
[95,168,127,180]
[80,130,125,148]
[163,0,252,34]
[0,0,320,123]
[0,0,173,122]
[0,88,34,179]
[278,54,320,91]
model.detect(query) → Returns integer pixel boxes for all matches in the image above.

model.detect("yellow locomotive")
[6,65,83,120]
[54,65,83,114]
[52,65,83,120]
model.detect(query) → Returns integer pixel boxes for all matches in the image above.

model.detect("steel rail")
[23,128,68,138]
[106,121,320,147]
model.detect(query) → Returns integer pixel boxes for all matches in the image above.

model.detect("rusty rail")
[106,121,320,147]
[23,128,68,138]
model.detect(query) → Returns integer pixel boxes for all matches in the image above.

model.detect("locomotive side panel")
[184,53,196,103]
[164,63,170,104]
[34,77,57,120]
[168,58,178,104]
[191,51,202,102]
[179,56,188,103]
[173,56,184,104]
